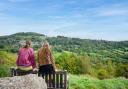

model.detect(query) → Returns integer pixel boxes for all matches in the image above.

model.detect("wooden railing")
[39,70,68,89]
[10,68,69,89]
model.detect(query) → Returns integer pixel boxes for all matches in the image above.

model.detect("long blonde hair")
[38,41,54,64]
[38,40,56,69]
[40,41,51,56]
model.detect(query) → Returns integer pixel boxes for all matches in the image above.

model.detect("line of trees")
[55,51,128,79]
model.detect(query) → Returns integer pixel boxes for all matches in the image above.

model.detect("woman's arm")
[29,48,36,69]
[16,48,21,66]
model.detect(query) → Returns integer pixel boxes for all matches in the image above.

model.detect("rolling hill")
[0,32,127,63]
[0,32,128,78]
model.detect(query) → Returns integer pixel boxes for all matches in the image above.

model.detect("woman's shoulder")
[28,47,34,51]
[20,47,34,52]
[19,47,24,51]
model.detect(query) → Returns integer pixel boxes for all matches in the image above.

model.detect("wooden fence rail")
[10,68,69,89]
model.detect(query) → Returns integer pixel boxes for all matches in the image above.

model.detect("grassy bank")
[69,74,128,89]
[0,51,16,77]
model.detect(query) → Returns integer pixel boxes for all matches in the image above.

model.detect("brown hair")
[24,40,32,48]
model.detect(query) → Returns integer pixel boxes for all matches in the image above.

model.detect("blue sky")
[0,0,128,41]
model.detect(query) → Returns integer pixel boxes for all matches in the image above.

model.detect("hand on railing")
[33,68,38,74]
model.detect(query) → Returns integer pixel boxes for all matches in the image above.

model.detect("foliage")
[0,51,16,77]
[55,51,128,79]
[0,65,10,77]
[116,64,128,78]
[0,32,128,79]
[97,69,109,80]
[0,32,128,65]
[55,51,81,74]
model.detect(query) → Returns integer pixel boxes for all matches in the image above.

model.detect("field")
[69,74,128,89]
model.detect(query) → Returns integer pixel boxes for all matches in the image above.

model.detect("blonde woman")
[38,41,56,77]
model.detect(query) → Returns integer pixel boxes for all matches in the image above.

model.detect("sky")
[0,0,128,41]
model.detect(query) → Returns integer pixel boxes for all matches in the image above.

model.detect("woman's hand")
[33,68,38,74]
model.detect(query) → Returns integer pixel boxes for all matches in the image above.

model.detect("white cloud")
[94,2,128,17]
[0,0,128,41]
[98,9,128,16]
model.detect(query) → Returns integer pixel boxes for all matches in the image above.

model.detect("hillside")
[0,32,46,52]
[0,32,128,63]
[0,32,128,78]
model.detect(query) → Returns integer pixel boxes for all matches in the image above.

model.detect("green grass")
[69,74,128,89]
[0,51,128,89]
[0,51,16,66]
[0,51,16,77]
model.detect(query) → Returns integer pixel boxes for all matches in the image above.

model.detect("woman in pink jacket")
[16,40,36,75]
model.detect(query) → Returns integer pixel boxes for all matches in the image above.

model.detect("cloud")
[94,2,128,17]
[0,0,128,41]
[97,9,128,16]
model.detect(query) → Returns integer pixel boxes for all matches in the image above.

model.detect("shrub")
[116,64,128,78]
[0,65,10,77]
[97,69,109,80]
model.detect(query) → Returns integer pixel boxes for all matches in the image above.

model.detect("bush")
[55,51,82,74]
[97,69,109,80]
[10,48,18,53]
[116,64,128,78]
[0,51,16,77]
[79,56,92,74]
[0,65,10,77]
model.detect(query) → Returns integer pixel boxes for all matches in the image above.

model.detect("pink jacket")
[16,47,36,69]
